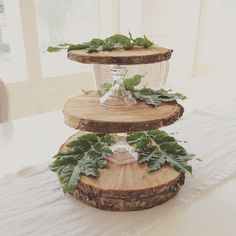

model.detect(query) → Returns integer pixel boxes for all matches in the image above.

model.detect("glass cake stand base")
[100,65,137,108]
[108,133,138,164]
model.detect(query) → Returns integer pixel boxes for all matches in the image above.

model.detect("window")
[195,0,236,74]
[0,0,27,83]
[0,0,117,118]
[0,0,10,61]
[34,0,98,78]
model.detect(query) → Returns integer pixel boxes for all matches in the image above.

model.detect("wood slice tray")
[63,93,184,133]
[60,132,185,211]
[68,46,173,65]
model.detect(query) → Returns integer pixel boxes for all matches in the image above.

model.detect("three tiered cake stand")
[60,46,184,211]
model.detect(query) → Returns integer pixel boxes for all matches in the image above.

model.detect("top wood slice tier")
[63,93,184,133]
[67,46,173,65]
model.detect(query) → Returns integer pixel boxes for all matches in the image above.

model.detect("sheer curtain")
[194,0,236,76]
[35,0,98,77]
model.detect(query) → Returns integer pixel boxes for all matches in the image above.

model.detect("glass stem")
[99,65,137,108]
[108,133,138,164]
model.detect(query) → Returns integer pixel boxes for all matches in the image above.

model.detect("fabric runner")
[1,102,236,236]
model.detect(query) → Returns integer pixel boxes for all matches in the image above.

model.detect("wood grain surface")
[67,46,173,65]
[63,93,184,133]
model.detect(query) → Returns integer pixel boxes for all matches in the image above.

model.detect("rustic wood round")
[60,132,185,211]
[63,93,184,133]
[67,46,173,65]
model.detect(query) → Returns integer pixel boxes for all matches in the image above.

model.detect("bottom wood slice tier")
[60,132,185,211]
[72,168,185,211]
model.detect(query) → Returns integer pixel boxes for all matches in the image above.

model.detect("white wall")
[194,0,236,76]
[120,0,202,83]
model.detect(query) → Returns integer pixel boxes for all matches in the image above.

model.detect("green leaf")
[49,155,77,169]
[67,165,81,193]
[127,132,145,144]
[101,41,114,51]
[136,135,151,149]
[100,134,116,145]
[160,142,187,156]
[132,87,187,107]
[127,130,196,175]
[87,46,99,53]
[78,158,99,177]
[91,38,104,46]
[47,46,64,52]
[58,43,72,47]
[133,35,154,48]
[124,75,142,91]
[97,159,107,168]
[143,35,154,48]
[147,156,166,172]
[134,93,162,106]
[100,83,112,92]
[165,155,192,174]
[147,130,176,144]
[107,34,130,44]
[80,133,98,143]
[66,139,91,152]
[139,146,160,163]
[66,133,99,151]
[99,74,142,96]
[53,152,81,158]
[50,133,114,194]
[127,132,151,149]
[123,41,134,49]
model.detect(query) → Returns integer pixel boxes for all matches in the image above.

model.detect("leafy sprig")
[47,33,154,53]
[99,74,187,106]
[50,133,115,194]
[133,88,186,106]
[127,130,196,174]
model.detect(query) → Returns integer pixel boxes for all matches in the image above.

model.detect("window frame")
[5,0,120,119]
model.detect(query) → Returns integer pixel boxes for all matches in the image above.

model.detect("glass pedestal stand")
[100,65,138,164]
[100,65,137,108]
[109,133,138,164]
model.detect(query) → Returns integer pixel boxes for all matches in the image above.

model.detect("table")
[0,111,75,177]
[1,75,236,236]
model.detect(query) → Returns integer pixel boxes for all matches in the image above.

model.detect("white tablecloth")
[1,101,236,236]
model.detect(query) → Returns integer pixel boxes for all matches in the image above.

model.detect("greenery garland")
[50,131,196,194]
[47,33,154,53]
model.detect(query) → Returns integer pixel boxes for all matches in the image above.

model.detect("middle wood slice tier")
[64,92,184,133]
